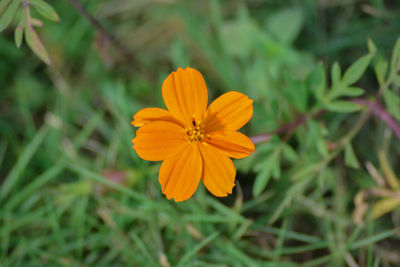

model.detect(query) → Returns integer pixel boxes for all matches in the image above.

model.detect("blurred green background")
[1,0,400,266]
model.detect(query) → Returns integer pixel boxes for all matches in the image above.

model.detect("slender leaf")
[325,100,359,113]
[30,0,59,22]
[282,144,297,163]
[390,37,400,72]
[382,89,400,120]
[331,61,341,87]
[14,6,26,48]
[14,25,23,47]
[30,18,43,27]
[342,54,372,86]
[253,148,281,196]
[317,138,328,157]
[344,143,360,169]
[0,0,20,32]
[307,62,326,99]
[24,24,51,64]
[266,8,303,44]
[328,86,364,99]
[393,74,400,87]
[367,38,377,55]
[374,58,388,87]
[0,0,13,16]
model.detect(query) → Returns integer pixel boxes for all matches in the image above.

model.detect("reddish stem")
[250,99,400,144]
[351,98,400,141]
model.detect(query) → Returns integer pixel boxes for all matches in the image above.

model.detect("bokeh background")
[1,0,400,266]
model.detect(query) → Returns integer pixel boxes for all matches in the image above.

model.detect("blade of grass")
[44,194,67,254]
[129,232,158,267]
[349,229,395,250]
[272,217,288,262]
[177,232,219,266]
[279,241,329,255]
[0,125,50,201]
[302,253,336,267]
[217,241,259,267]
[68,162,148,204]
[72,110,104,149]
[205,197,247,224]
[251,225,322,243]
[5,162,66,211]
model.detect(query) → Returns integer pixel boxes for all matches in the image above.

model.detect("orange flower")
[131,67,254,201]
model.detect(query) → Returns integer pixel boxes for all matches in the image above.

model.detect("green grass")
[1,0,400,266]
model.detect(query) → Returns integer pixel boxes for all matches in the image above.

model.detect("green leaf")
[221,8,256,59]
[14,6,26,48]
[382,90,400,120]
[345,143,360,169]
[342,54,372,86]
[331,62,341,87]
[24,24,51,64]
[253,164,272,197]
[282,74,308,112]
[328,86,364,99]
[14,25,23,47]
[31,18,43,27]
[282,144,297,163]
[29,0,59,22]
[0,0,20,32]
[253,148,281,197]
[265,8,303,44]
[292,162,324,181]
[307,62,326,99]
[325,101,359,113]
[271,154,281,179]
[393,75,400,87]
[0,0,13,16]
[317,138,328,157]
[390,37,400,72]
[367,38,377,55]
[341,87,364,97]
[374,58,388,87]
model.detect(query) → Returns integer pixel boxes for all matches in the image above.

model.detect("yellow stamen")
[186,121,206,143]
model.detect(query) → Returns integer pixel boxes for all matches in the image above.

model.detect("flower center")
[186,120,206,143]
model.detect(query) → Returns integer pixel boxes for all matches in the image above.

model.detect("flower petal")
[162,67,208,126]
[205,130,255,159]
[132,121,188,161]
[199,143,236,197]
[159,144,202,202]
[131,108,181,127]
[203,91,253,132]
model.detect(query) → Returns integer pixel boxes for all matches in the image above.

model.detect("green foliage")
[265,7,304,44]
[0,0,59,64]
[344,143,360,169]
[383,90,400,119]
[0,0,19,32]
[1,1,400,266]
[390,37,400,72]
[253,142,282,197]
[342,54,373,86]
[30,0,60,22]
